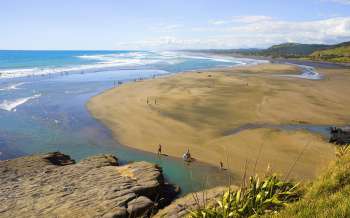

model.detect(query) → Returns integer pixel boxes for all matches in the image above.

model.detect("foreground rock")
[330,126,350,145]
[0,152,179,217]
[155,186,237,218]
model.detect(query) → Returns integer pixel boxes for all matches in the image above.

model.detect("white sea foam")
[0,51,265,79]
[0,64,115,79]
[77,51,187,67]
[280,64,322,80]
[0,52,172,79]
[297,65,322,80]
[0,94,41,112]
[77,51,255,66]
[0,82,26,91]
[176,52,269,65]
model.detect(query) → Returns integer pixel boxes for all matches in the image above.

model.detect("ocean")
[0,50,262,78]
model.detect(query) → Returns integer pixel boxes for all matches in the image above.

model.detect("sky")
[0,0,350,50]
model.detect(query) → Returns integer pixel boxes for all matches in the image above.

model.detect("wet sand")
[87,63,350,182]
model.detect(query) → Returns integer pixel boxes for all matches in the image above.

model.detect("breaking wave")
[0,51,263,79]
[0,82,26,91]
[0,94,41,112]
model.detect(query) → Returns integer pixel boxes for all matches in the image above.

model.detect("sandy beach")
[87,63,350,182]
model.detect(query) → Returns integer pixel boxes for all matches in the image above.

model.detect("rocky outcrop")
[154,186,237,218]
[0,152,179,218]
[330,126,350,145]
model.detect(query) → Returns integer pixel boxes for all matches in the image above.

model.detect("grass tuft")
[187,174,301,218]
[265,145,350,218]
[188,144,350,218]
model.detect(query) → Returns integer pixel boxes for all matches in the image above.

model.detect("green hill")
[185,41,350,63]
[310,42,350,63]
[253,41,350,62]
[230,41,350,63]
[260,43,331,58]
[231,43,331,58]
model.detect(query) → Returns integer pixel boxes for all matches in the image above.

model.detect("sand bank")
[87,63,350,182]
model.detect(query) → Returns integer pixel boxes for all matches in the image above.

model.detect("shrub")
[188,175,301,218]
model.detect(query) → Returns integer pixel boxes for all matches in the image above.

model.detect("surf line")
[0,94,41,112]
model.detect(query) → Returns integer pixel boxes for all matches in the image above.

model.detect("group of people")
[113,80,123,87]
[146,97,157,105]
[182,148,192,162]
[157,144,224,169]
[158,144,192,161]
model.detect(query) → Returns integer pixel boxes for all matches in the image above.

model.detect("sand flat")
[87,63,350,182]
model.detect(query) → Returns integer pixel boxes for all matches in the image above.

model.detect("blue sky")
[1,0,350,50]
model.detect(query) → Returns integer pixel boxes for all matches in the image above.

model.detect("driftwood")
[329,126,350,145]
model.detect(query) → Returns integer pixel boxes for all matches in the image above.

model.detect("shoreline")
[87,62,350,182]
[186,51,350,69]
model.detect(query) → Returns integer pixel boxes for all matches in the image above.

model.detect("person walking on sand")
[220,161,224,170]
[183,148,191,162]
[158,144,162,155]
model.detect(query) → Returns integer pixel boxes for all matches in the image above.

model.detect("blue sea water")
[0,50,262,78]
[1,50,263,194]
[0,50,103,69]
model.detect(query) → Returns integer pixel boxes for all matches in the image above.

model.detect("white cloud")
[231,16,273,24]
[209,15,272,25]
[209,16,272,25]
[148,24,184,33]
[209,20,230,25]
[115,36,201,50]
[116,16,350,49]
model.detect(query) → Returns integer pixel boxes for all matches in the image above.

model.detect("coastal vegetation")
[237,43,331,58]
[188,41,350,63]
[188,145,350,218]
[268,145,350,217]
[188,174,301,217]
[309,42,350,63]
